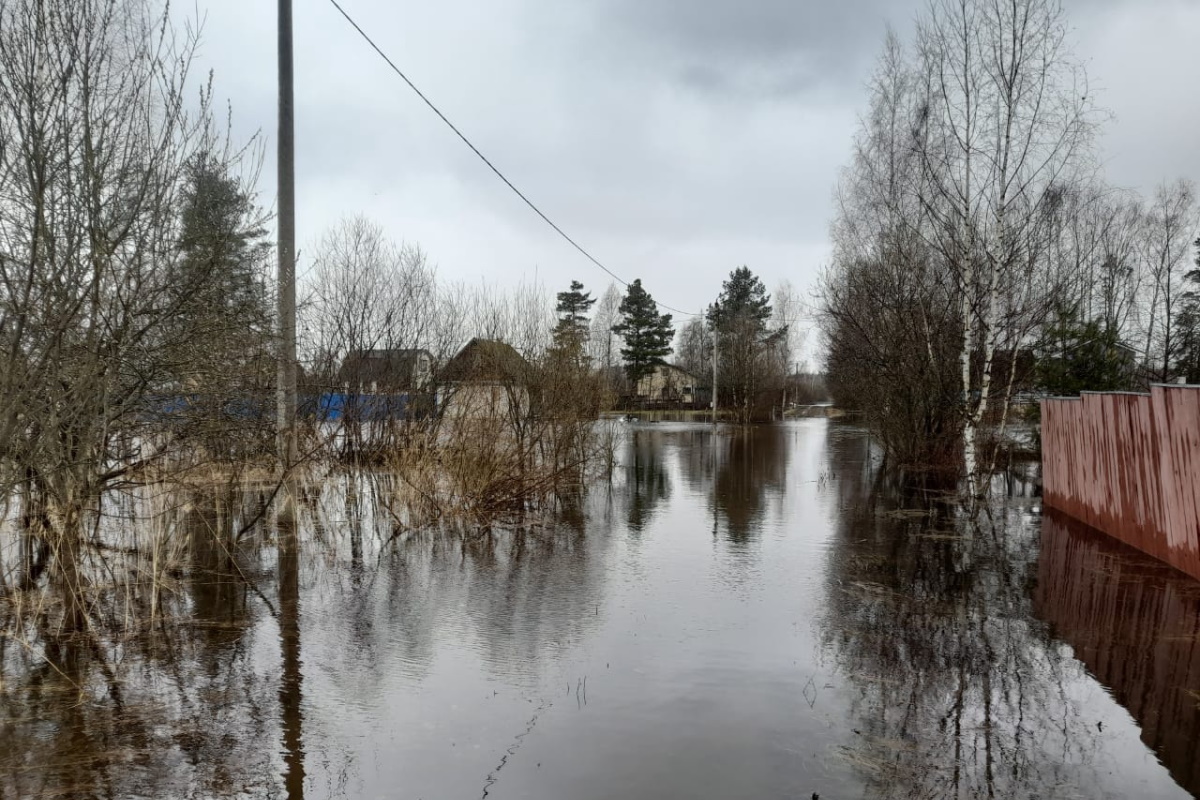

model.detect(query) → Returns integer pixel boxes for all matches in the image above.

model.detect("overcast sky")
[188,0,1200,343]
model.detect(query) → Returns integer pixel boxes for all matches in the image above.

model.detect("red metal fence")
[1041,386,1200,581]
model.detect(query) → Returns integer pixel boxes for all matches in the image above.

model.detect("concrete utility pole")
[275,11,303,791]
[712,326,718,425]
[277,0,297,467]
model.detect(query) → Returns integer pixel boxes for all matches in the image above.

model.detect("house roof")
[659,363,700,380]
[645,363,705,384]
[337,348,432,389]
[633,363,711,393]
[438,338,529,384]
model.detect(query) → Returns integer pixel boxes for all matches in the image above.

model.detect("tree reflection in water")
[711,425,787,545]
[1,424,1195,799]
[641,422,789,546]
[624,429,671,532]
[0,471,611,798]
[821,427,1108,799]
[0,487,279,799]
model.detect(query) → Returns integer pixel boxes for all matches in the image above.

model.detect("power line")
[325,0,701,318]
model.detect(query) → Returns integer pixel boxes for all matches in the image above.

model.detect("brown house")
[337,348,433,392]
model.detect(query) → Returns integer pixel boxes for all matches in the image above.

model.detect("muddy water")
[2,421,1198,799]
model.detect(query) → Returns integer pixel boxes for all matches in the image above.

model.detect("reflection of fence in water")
[1035,510,1200,796]
[1041,386,1200,581]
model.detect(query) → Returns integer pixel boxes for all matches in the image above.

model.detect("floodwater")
[3,421,1200,799]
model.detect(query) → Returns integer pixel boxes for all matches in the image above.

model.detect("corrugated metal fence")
[1041,385,1200,581]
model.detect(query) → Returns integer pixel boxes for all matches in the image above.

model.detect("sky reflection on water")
[1,420,1196,799]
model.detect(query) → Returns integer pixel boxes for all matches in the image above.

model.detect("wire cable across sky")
[326,0,702,318]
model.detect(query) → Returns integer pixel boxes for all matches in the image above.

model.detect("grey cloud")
[183,0,1199,339]
[676,60,825,99]
[600,0,899,63]
[594,0,906,94]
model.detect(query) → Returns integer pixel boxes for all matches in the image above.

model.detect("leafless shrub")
[297,233,612,525]
[0,0,272,629]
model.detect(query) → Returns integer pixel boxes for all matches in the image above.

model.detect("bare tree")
[302,216,439,385]
[771,280,804,411]
[914,0,1094,490]
[454,277,555,360]
[676,317,711,387]
[823,29,965,470]
[1039,183,1142,339]
[0,0,258,624]
[1092,191,1144,341]
[825,2,1101,486]
[1139,179,1197,382]
[586,282,623,403]
[588,283,621,365]
[299,216,448,457]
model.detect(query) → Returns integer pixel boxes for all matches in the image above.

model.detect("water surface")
[2,420,1197,799]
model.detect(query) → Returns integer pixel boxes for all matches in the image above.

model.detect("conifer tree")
[613,280,674,384]
[550,280,595,367]
[707,267,783,421]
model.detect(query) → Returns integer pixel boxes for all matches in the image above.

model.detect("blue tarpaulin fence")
[304,393,415,421]
[147,393,420,423]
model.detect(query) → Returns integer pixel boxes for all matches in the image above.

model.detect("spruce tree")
[168,154,271,395]
[174,154,270,336]
[613,279,674,384]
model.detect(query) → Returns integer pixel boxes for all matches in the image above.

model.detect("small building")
[634,364,708,407]
[437,338,531,420]
[337,348,434,393]
[322,349,435,424]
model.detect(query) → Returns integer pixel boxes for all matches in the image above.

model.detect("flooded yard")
[2,420,1198,799]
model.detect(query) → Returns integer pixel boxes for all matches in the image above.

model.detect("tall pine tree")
[613,279,674,384]
[706,266,772,332]
[707,267,783,421]
[550,280,595,367]
[165,153,273,453]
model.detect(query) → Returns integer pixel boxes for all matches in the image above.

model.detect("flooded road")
[2,421,1199,798]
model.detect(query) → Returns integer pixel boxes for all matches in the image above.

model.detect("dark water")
[2,421,1199,799]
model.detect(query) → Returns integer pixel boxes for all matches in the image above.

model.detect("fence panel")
[1042,386,1200,581]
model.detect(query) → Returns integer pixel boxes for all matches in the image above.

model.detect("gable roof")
[337,348,432,389]
[657,363,700,381]
[438,338,529,384]
[641,363,706,386]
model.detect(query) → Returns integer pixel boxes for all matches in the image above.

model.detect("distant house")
[320,349,435,424]
[337,348,433,393]
[634,364,708,407]
[437,338,531,420]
